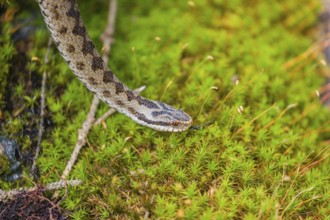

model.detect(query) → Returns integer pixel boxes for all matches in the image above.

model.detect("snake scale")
[37,0,192,132]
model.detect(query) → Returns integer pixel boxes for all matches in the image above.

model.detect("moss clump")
[0,151,10,177]
[1,0,330,219]
[0,23,14,108]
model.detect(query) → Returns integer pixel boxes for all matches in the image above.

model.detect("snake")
[37,0,192,132]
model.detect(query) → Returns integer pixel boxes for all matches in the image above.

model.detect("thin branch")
[0,179,82,202]
[61,96,100,180]
[30,37,52,178]
[101,0,117,63]
[61,0,118,180]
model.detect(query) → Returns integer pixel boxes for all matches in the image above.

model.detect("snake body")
[37,0,192,132]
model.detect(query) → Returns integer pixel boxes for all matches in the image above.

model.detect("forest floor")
[0,0,329,219]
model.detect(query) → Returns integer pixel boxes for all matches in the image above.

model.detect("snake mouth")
[145,117,193,132]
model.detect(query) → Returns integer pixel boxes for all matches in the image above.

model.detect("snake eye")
[172,121,179,126]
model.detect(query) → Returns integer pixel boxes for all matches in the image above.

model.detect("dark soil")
[0,187,68,220]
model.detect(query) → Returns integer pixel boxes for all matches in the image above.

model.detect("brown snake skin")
[37,0,192,132]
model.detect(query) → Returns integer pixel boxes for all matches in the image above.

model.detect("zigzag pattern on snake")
[37,0,192,132]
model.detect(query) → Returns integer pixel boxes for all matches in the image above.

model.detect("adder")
[38,0,192,132]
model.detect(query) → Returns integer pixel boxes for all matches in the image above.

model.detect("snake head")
[123,98,192,132]
[147,102,192,132]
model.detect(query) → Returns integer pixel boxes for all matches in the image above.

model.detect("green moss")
[0,153,10,176]
[1,0,330,219]
[0,23,14,108]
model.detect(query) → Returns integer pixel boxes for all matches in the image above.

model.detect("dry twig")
[30,37,52,179]
[61,95,100,180]
[0,179,82,202]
